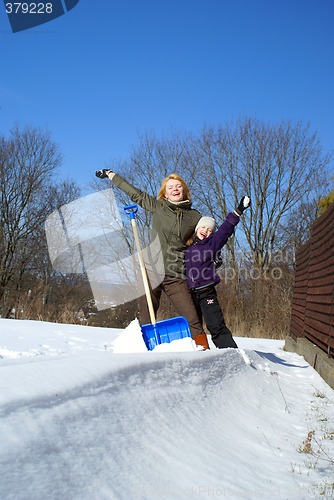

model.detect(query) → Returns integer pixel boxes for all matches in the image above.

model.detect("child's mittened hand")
[240,196,251,211]
[235,196,251,215]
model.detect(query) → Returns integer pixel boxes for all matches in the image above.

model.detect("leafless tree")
[101,119,332,272]
[0,125,80,311]
[211,118,332,271]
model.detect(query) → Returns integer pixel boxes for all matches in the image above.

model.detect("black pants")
[191,284,238,349]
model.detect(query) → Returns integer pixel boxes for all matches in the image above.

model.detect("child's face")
[165,179,184,202]
[196,225,213,240]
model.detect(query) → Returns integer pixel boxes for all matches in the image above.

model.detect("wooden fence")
[290,203,334,357]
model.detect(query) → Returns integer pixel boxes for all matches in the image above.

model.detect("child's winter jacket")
[185,212,240,289]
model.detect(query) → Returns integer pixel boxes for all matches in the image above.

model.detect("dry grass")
[1,273,293,337]
[299,430,315,454]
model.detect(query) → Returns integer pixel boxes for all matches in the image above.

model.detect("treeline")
[0,125,83,322]
[1,119,333,338]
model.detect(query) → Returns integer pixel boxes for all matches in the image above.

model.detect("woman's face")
[165,179,184,202]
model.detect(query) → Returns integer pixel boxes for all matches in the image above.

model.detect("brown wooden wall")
[290,203,334,357]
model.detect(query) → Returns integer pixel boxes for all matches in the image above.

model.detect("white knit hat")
[195,216,216,233]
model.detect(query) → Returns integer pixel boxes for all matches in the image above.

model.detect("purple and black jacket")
[185,212,240,290]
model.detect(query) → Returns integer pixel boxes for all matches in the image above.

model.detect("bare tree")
[0,125,64,303]
[217,118,332,272]
[101,119,332,275]
[182,126,239,268]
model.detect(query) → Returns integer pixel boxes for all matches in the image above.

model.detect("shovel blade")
[141,316,192,351]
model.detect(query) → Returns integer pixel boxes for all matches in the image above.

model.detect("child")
[185,197,251,349]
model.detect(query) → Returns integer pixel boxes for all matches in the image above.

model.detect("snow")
[1,318,334,499]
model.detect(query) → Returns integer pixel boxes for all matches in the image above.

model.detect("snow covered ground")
[0,317,333,499]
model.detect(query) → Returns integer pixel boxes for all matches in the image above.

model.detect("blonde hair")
[186,233,196,246]
[157,173,191,201]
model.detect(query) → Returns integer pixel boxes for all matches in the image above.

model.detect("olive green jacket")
[112,174,201,279]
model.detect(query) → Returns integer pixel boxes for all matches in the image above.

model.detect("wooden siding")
[290,203,334,357]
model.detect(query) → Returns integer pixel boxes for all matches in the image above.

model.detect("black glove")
[234,196,251,216]
[95,169,109,179]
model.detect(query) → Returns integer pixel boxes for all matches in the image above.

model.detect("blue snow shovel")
[124,204,192,350]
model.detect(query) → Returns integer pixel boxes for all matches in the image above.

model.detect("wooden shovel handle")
[130,218,156,325]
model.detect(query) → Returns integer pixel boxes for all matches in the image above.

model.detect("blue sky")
[1,0,333,190]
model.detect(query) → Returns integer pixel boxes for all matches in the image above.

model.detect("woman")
[104,170,210,350]
[185,196,251,349]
